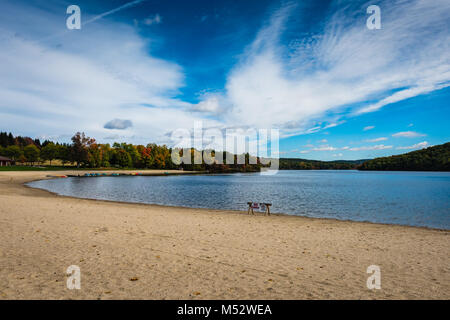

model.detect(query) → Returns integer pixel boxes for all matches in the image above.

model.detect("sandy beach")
[0,170,448,299]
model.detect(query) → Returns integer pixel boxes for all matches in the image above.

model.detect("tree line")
[4,130,446,171]
[0,131,264,172]
[278,158,367,170]
[358,142,450,171]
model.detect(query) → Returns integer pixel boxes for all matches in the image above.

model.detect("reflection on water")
[28,170,450,229]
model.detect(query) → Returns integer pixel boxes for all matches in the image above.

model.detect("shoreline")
[24,172,449,232]
[0,170,449,299]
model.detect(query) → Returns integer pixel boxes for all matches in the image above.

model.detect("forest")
[0,131,263,172]
[358,142,450,171]
[278,158,367,170]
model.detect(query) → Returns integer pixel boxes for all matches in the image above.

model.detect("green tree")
[24,144,40,165]
[99,144,112,167]
[57,144,72,166]
[115,149,132,168]
[5,145,22,161]
[18,154,27,164]
[40,143,58,165]
[0,132,8,148]
[87,142,101,168]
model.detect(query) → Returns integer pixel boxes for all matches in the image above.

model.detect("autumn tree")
[99,144,112,167]
[71,132,93,168]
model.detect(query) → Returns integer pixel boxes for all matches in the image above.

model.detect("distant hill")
[359,142,450,171]
[279,158,368,170]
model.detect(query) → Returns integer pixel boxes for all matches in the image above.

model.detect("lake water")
[28,170,450,229]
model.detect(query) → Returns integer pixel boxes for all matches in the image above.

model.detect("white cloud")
[392,131,426,138]
[190,95,223,114]
[323,123,337,129]
[0,1,223,145]
[313,145,338,151]
[356,84,450,115]
[143,14,162,26]
[322,120,346,130]
[218,0,450,135]
[363,126,375,131]
[349,145,393,151]
[364,137,387,142]
[396,141,429,150]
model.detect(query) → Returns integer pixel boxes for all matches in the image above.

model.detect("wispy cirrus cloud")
[323,121,345,129]
[392,131,426,138]
[308,143,393,152]
[363,126,375,131]
[313,145,338,151]
[349,144,393,151]
[197,0,450,136]
[364,137,387,142]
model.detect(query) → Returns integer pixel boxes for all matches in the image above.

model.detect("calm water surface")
[28,170,450,229]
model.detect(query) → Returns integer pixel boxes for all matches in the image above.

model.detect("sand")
[0,170,448,299]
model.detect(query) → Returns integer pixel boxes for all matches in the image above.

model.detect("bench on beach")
[247,202,272,216]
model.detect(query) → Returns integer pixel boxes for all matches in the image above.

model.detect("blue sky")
[0,0,449,160]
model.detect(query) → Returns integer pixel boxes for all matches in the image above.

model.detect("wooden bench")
[247,202,272,216]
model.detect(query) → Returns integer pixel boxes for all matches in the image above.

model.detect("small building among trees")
[0,156,14,166]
